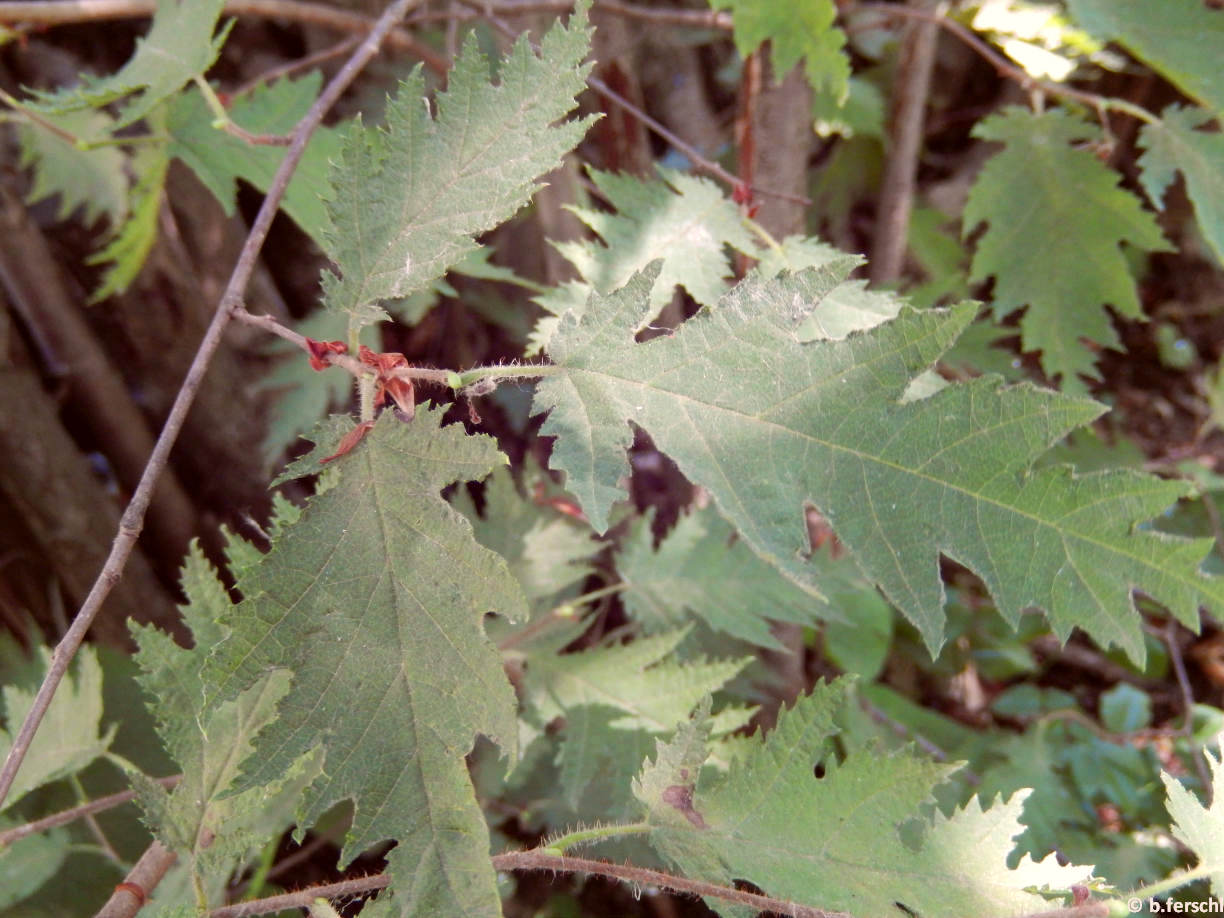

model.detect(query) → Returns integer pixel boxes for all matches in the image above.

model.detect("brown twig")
[0,775,181,850]
[0,0,426,815]
[854,1,1155,124]
[230,33,362,100]
[868,0,942,286]
[1163,619,1213,801]
[594,0,729,29]
[494,851,849,917]
[95,841,178,918]
[208,874,390,917]
[194,852,1117,918]
[0,0,448,75]
[201,851,850,918]
[217,121,292,147]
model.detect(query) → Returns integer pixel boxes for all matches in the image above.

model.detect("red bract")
[358,345,416,420]
[321,419,376,464]
[305,338,347,371]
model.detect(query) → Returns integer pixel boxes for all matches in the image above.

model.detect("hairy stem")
[192,75,291,146]
[494,851,850,918]
[192,854,1123,918]
[0,85,80,143]
[544,820,650,852]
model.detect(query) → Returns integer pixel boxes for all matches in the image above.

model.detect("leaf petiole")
[543,821,652,853]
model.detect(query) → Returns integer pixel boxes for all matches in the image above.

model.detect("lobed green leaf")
[321,2,595,332]
[535,262,1223,661]
[204,407,527,918]
[636,681,1091,917]
[25,0,232,128]
[1065,0,1224,117]
[964,106,1172,385]
[1139,105,1224,267]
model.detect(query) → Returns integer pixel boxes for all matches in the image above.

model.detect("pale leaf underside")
[130,544,323,887]
[535,263,1222,661]
[1164,752,1224,899]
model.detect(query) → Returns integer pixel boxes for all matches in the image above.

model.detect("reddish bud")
[532,482,588,523]
[321,419,376,463]
[305,338,347,371]
[383,377,415,419]
[358,347,415,416]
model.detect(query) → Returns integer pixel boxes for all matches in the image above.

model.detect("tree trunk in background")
[743,51,815,716]
[750,58,813,240]
[0,307,179,647]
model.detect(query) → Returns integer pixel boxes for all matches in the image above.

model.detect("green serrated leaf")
[1139,105,1224,267]
[534,263,1223,661]
[526,633,749,815]
[553,167,756,313]
[205,406,527,918]
[553,704,654,813]
[964,106,1172,385]
[713,0,849,103]
[87,143,169,301]
[617,506,822,648]
[531,172,872,353]
[532,167,758,352]
[1065,0,1224,117]
[525,628,748,737]
[321,4,594,332]
[630,697,713,835]
[17,109,127,228]
[130,542,324,898]
[1164,751,1224,898]
[637,681,1089,917]
[748,234,905,341]
[26,0,232,128]
[167,74,342,250]
[0,646,113,814]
